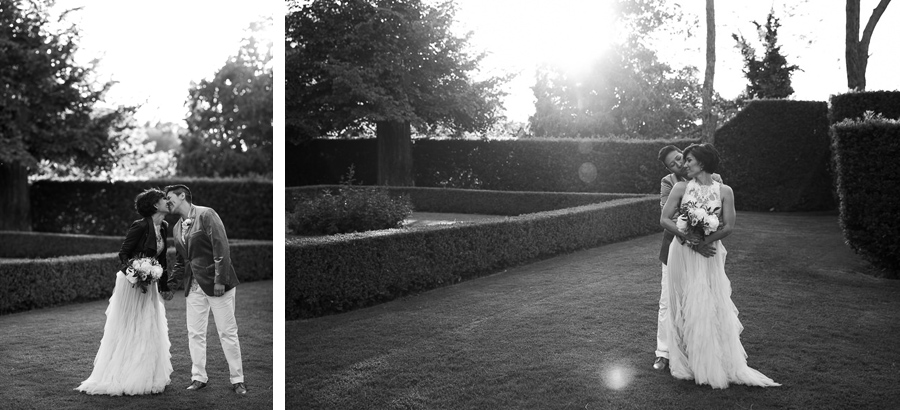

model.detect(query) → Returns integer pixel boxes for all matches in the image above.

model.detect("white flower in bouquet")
[704,214,720,235]
[150,265,164,280]
[124,268,139,284]
[690,207,707,224]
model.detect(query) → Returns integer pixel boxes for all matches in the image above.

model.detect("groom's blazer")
[168,205,240,297]
[659,172,723,264]
[119,217,170,292]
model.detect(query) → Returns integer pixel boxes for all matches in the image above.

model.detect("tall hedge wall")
[831,117,900,277]
[288,138,700,193]
[829,90,900,123]
[715,100,835,212]
[30,179,272,240]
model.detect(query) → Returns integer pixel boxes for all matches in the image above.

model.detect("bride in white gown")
[76,188,173,395]
[659,144,780,389]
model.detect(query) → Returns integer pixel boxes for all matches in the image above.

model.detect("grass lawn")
[0,280,273,410]
[287,212,900,409]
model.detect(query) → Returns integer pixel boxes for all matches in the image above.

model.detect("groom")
[653,145,721,371]
[161,184,247,395]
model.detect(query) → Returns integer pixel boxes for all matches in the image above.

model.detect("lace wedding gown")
[665,180,780,389]
[76,248,173,395]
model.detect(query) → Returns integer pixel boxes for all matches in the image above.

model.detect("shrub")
[30,178,272,240]
[829,90,900,124]
[715,99,835,211]
[0,241,273,315]
[288,169,413,235]
[286,196,658,319]
[831,114,900,277]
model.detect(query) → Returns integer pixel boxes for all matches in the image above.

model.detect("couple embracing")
[652,143,780,389]
[75,185,247,396]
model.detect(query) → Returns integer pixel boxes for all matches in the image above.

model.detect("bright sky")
[52,0,278,126]
[454,0,900,123]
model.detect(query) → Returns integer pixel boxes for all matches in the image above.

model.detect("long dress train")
[665,180,779,389]
[75,268,173,395]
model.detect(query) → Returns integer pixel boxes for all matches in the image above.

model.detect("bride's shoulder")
[718,183,734,197]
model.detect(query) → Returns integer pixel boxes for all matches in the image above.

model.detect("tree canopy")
[179,18,273,178]
[285,0,508,142]
[732,10,801,99]
[0,0,130,172]
[527,0,705,139]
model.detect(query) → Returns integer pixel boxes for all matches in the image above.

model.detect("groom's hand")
[692,243,717,258]
[214,284,225,297]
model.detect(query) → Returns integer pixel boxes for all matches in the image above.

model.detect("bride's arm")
[700,184,736,245]
[118,220,145,271]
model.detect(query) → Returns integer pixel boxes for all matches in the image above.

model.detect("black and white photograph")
[286,0,900,408]
[0,0,275,408]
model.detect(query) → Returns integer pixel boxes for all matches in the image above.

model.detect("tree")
[0,0,130,231]
[732,10,801,99]
[286,0,507,186]
[528,0,703,139]
[179,19,273,178]
[845,0,892,91]
[701,0,716,143]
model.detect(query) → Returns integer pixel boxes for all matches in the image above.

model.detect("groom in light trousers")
[654,146,721,370]
[162,184,247,395]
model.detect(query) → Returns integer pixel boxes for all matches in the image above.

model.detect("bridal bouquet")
[676,200,720,242]
[124,257,164,293]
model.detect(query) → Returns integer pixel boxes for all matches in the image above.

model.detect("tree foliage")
[0,0,131,171]
[285,0,508,142]
[732,10,801,99]
[179,18,273,178]
[527,0,704,139]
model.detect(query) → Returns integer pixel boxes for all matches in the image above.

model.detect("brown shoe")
[233,382,247,395]
[186,380,207,390]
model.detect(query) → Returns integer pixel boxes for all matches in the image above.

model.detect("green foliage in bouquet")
[288,167,413,235]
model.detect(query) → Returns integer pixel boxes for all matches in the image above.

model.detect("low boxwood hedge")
[0,231,174,259]
[288,185,647,216]
[1,241,273,315]
[286,196,658,320]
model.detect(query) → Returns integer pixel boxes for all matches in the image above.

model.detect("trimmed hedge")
[288,138,700,193]
[30,178,272,240]
[288,185,646,216]
[0,231,175,259]
[831,116,900,277]
[715,100,836,211]
[829,90,900,124]
[0,241,273,315]
[286,196,658,319]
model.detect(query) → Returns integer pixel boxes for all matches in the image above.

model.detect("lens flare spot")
[579,162,597,183]
[601,365,634,390]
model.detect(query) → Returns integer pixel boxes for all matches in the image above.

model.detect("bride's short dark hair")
[135,188,166,217]
[683,143,720,174]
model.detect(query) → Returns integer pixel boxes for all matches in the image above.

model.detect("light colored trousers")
[186,286,244,384]
[656,263,669,358]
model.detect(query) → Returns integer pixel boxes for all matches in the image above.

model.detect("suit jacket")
[659,173,723,264]
[119,217,170,292]
[168,205,240,297]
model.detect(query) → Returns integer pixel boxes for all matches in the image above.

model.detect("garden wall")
[30,178,272,240]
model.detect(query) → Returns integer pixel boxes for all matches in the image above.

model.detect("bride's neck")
[694,172,713,185]
[151,213,165,225]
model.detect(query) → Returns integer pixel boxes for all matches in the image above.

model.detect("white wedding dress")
[665,180,780,389]
[76,248,173,395]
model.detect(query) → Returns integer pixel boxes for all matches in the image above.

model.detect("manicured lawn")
[0,280,273,410]
[288,212,900,409]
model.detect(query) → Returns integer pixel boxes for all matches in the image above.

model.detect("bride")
[76,188,174,395]
[659,143,780,389]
